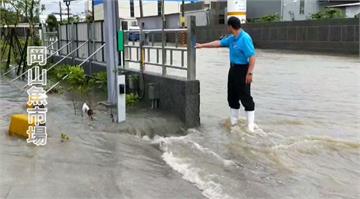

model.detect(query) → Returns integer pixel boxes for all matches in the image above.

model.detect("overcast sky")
[39,0,202,22]
[40,0,86,15]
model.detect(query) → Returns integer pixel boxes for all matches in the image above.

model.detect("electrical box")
[117,75,126,122]
[119,84,125,94]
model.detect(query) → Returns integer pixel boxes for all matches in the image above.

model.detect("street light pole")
[59,1,62,22]
[63,0,73,54]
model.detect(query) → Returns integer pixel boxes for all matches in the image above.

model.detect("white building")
[327,2,360,18]
[84,0,183,21]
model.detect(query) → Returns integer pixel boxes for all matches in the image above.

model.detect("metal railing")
[40,17,196,80]
[123,16,196,80]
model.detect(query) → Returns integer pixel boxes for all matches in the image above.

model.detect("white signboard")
[94,0,104,21]
[227,0,247,24]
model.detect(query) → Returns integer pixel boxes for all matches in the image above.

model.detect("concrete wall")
[247,0,281,19]
[244,18,359,54]
[141,72,200,128]
[50,56,200,128]
[282,0,320,21]
[196,18,359,55]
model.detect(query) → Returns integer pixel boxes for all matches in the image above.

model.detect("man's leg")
[227,67,241,125]
[239,71,255,132]
[240,84,255,112]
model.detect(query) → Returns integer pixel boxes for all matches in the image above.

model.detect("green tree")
[0,0,42,75]
[46,14,58,31]
[0,8,18,25]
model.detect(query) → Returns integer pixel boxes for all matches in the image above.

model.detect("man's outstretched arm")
[195,40,221,48]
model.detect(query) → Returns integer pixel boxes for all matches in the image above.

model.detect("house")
[279,0,359,21]
[137,13,181,29]
[326,2,360,18]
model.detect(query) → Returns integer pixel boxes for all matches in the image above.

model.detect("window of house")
[130,0,134,17]
[158,0,162,16]
[300,0,305,14]
[219,14,225,24]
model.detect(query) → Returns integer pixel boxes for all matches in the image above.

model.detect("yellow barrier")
[8,114,35,139]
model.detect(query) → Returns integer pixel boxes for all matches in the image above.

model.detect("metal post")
[59,1,62,23]
[87,22,92,72]
[101,21,105,62]
[56,24,60,53]
[71,23,75,64]
[92,21,96,63]
[181,0,185,27]
[58,24,61,55]
[103,0,119,106]
[139,27,145,71]
[75,23,78,57]
[187,16,196,80]
[65,23,68,54]
[65,3,70,54]
[139,0,145,72]
[161,0,166,76]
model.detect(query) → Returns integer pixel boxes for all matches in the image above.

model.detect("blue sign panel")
[144,0,200,2]
[93,0,103,6]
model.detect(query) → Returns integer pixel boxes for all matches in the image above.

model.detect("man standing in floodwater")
[196,17,256,132]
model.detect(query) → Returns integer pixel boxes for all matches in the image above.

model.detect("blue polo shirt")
[220,30,256,65]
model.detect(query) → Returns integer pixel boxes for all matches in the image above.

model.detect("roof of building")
[0,23,41,28]
[136,13,180,19]
[327,2,360,8]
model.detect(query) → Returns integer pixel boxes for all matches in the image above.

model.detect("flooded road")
[0,79,204,199]
[0,49,359,199]
[153,49,360,199]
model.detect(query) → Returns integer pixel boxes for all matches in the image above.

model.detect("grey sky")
[39,0,190,22]
[40,0,86,22]
[40,0,86,15]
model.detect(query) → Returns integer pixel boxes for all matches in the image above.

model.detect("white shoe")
[246,111,255,132]
[230,108,239,126]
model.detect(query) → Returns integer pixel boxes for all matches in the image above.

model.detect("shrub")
[250,13,280,23]
[311,8,345,20]
[89,71,107,90]
[259,13,280,22]
[53,65,90,97]
[126,93,140,106]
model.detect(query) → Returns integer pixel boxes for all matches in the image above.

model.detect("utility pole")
[66,3,70,22]
[161,0,166,76]
[181,0,185,27]
[91,0,94,20]
[139,0,144,72]
[139,0,143,18]
[59,1,62,22]
[103,0,121,114]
